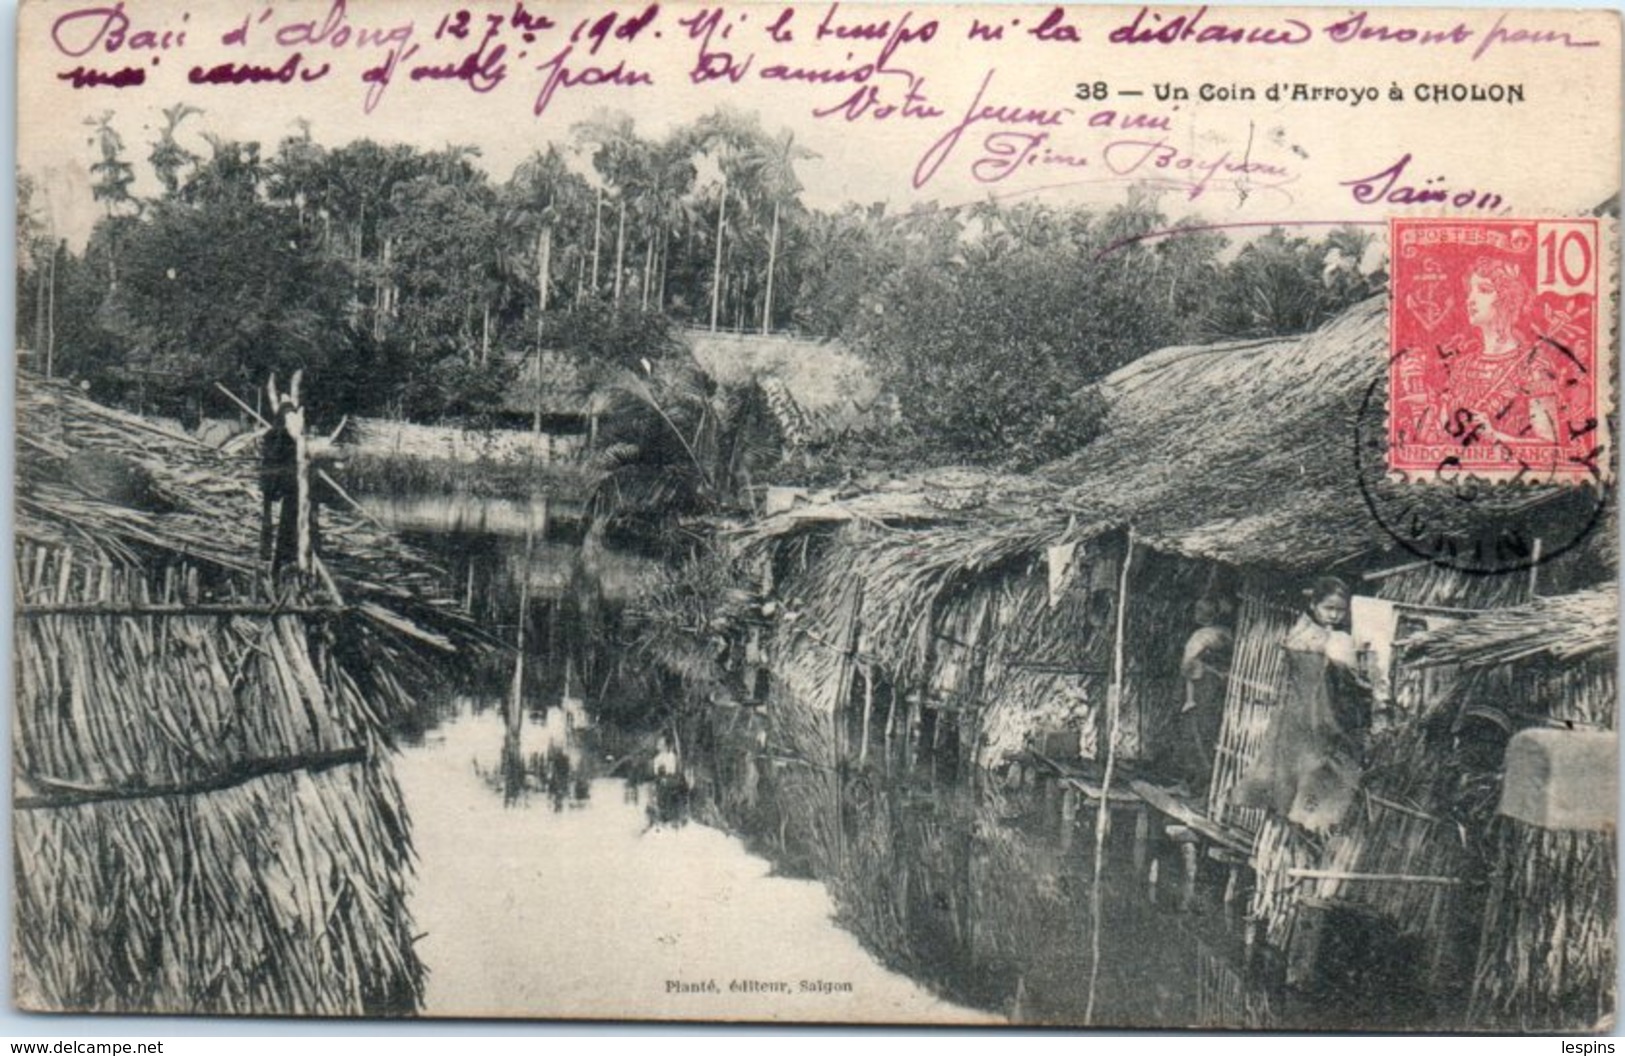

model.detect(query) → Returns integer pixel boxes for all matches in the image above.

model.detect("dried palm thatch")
[15,765,420,1016]
[1046,297,1613,577]
[1321,729,1475,977]
[729,469,1065,548]
[13,542,424,1014]
[1468,822,1617,1031]
[1195,938,1273,1030]
[1405,587,1619,670]
[978,578,1105,766]
[17,376,485,657]
[762,515,1066,721]
[10,377,477,1015]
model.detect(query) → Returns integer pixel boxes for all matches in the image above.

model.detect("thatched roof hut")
[1388,588,1619,1031]
[687,329,888,445]
[725,293,1611,786]
[498,350,593,427]
[705,295,1616,1018]
[13,376,483,1015]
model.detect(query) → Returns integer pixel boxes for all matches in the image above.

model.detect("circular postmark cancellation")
[1355,372,1610,576]
[1361,216,1614,575]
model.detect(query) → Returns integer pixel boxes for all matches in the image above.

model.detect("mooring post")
[1180,841,1199,912]
[1059,785,1078,853]
[1133,804,1150,875]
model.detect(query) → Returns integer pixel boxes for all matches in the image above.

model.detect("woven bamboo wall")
[1207,591,1296,833]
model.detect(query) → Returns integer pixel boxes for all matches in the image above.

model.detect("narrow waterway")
[394,703,997,1023]
[366,494,1437,1029]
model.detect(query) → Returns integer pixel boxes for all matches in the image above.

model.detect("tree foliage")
[22,109,1379,471]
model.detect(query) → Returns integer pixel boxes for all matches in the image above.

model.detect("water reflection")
[361,492,581,538]
[485,703,593,810]
[682,703,1363,1029]
[380,492,1427,1029]
[396,703,994,1023]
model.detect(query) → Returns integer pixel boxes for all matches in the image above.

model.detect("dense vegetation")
[16,106,1380,471]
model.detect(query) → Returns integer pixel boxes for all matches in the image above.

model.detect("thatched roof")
[16,376,486,655]
[1047,297,1611,574]
[1403,587,1619,668]
[15,539,424,1014]
[686,330,875,413]
[736,297,1611,586]
[10,375,478,1014]
[1044,302,1387,564]
[729,468,1065,547]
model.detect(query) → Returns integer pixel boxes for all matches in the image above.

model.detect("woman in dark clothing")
[1233,576,1370,833]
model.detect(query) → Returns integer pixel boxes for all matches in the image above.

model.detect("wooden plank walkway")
[1127,779,1254,856]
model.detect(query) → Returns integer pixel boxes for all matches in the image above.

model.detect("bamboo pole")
[284,372,312,574]
[1085,527,1135,1027]
[859,665,874,765]
[19,604,348,617]
[1285,868,1461,886]
[16,746,367,810]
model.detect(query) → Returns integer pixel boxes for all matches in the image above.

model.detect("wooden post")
[883,685,897,770]
[289,371,311,574]
[1180,841,1199,912]
[1133,804,1150,875]
[1084,528,1134,1027]
[859,666,874,766]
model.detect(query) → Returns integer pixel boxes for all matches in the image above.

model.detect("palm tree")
[147,103,204,199]
[692,108,768,332]
[507,146,591,335]
[573,111,644,304]
[638,132,697,312]
[84,111,137,290]
[267,120,329,234]
[586,356,778,534]
[752,128,817,334]
[85,111,137,217]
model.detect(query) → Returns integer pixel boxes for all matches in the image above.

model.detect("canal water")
[367,495,1437,1029]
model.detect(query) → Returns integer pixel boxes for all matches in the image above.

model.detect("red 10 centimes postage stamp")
[1388,218,1607,484]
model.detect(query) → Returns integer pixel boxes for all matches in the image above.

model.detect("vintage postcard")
[11,0,1621,1031]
